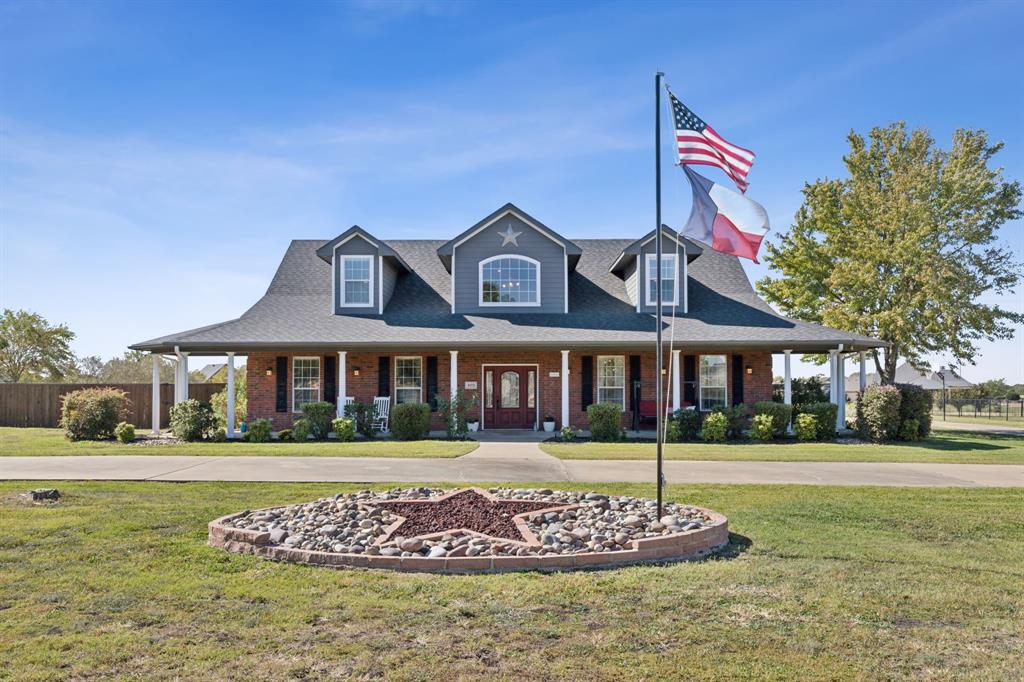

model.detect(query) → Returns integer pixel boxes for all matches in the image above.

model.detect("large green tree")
[757,123,1023,383]
[0,309,77,382]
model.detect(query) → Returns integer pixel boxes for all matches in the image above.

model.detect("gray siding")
[333,235,380,315]
[638,240,685,315]
[381,258,399,311]
[452,214,565,314]
[623,256,638,309]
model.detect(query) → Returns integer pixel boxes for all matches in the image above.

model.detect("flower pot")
[468,421,479,432]
[543,420,555,432]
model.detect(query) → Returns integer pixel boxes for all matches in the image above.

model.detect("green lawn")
[932,412,1024,427]
[541,430,1024,464]
[0,427,477,458]
[1,481,1021,680]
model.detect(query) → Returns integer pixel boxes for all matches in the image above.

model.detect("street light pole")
[938,366,947,421]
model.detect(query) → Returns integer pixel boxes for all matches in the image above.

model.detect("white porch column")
[180,352,189,402]
[836,352,846,430]
[671,349,681,411]
[828,349,837,404]
[226,353,236,438]
[337,351,347,417]
[449,350,459,400]
[859,351,867,392]
[172,348,182,404]
[783,350,793,405]
[151,354,161,434]
[560,350,570,428]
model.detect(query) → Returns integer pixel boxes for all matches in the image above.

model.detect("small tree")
[435,390,477,440]
[0,309,76,382]
[211,371,247,428]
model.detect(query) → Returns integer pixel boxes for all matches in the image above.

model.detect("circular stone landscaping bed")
[209,487,728,573]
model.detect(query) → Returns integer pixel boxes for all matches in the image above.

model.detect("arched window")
[479,256,540,306]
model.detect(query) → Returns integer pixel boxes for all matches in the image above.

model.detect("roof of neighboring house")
[197,363,227,381]
[131,237,886,354]
[845,362,973,390]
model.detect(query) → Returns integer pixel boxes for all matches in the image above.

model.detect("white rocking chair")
[371,396,391,433]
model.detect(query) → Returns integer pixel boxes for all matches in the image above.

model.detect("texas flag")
[680,165,769,263]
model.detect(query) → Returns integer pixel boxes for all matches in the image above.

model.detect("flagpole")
[654,71,665,520]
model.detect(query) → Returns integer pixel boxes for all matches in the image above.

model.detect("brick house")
[131,203,883,434]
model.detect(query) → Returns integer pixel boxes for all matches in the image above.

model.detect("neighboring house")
[197,363,228,383]
[131,203,884,432]
[845,362,973,398]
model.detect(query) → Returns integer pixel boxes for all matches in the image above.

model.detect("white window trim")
[698,354,728,412]
[292,356,321,413]
[478,254,542,307]
[596,355,626,409]
[645,253,679,306]
[338,254,374,308]
[394,356,423,404]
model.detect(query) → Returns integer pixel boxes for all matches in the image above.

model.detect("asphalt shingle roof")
[131,238,885,353]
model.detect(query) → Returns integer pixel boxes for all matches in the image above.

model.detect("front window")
[292,357,320,412]
[395,357,422,404]
[645,254,678,306]
[699,354,727,410]
[480,256,539,305]
[597,356,625,407]
[341,256,373,306]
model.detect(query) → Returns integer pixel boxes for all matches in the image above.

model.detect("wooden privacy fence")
[0,383,226,429]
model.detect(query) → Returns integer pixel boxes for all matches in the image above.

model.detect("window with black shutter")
[426,356,439,410]
[683,354,696,406]
[324,355,337,406]
[732,354,744,406]
[275,356,288,412]
[377,356,390,398]
[580,355,594,411]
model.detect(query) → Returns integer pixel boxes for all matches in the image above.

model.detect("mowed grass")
[0,427,477,458]
[1,481,1022,680]
[541,430,1024,464]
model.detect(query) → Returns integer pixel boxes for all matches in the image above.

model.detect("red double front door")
[483,366,536,429]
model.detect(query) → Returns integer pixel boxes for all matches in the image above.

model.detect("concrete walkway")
[2,449,1022,487]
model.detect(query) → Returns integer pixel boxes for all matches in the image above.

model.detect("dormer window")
[479,255,540,306]
[645,253,678,306]
[340,255,373,307]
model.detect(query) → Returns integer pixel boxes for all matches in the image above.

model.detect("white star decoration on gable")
[498,224,522,247]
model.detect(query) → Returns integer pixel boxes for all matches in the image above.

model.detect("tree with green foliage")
[0,309,76,382]
[757,123,1022,384]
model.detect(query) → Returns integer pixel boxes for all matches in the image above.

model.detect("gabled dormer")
[437,203,582,314]
[316,226,411,315]
[609,226,702,314]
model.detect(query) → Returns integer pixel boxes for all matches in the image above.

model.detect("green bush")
[247,418,272,443]
[390,402,430,440]
[210,372,247,429]
[435,390,477,440]
[292,418,311,442]
[114,421,135,444]
[775,375,829,404]
[665,420,681,443]
[899,418,921,441]
[896,383,932,439]
[277,428,293,441]
[210,428,228,442]
[795,413,818,441]
[754,401,792,436]
[300,401,335,440]
[332,417,355,442]
[701,412,727,442]
[169,399,216,442]
[344,401,377,439]
[586,403,623,442]
[560,425,576,442]
[712,404,748,440]
[60,387,129,440]
[671,409,701,441]
[795,402,838,440]
[750,413,775,441]
[857,386,901,442]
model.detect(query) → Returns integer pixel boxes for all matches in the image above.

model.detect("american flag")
[670,92,755,193]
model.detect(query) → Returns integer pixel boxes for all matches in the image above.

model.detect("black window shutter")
[377,356,390,398]
[426,356,439,410]
[275,356,288,412]
[324,355,336,406]
[581,355,594,411]
[732,354,744,406]
[629,355,641,410]
[683,354,696,406]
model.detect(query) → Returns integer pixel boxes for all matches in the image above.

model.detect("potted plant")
[467,418,479,432]
[543,415,556,432]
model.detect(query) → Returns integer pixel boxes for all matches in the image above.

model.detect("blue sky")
[2,0,1022,382]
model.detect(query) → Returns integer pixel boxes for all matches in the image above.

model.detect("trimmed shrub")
[899,418,921,441]
[795,402,838,440]
[247,418,272,443]
[672,409,701,442]
[390,402,430,440]
[344,401,377,439]
[586,403,623,442]
[292,418,311,442]
[701,412,727,442]
[795,413,818,441]
[665,419,681,443]
[754,401,793,436]
[114,421,135,444]
[332,417,355,442]
[750,413,775,441]
[857,386,902,442]
[300,401,335,440]
[210,428,228,442]
[712,404,748,440]
[896,383,932,439]
[60,387,129,440]
[277,428,293,441]
[169,399,216,442]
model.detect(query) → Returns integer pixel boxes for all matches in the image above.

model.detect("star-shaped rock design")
[367,488,571,543]
[498,224,522,247]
